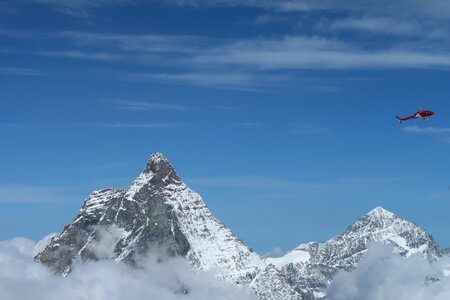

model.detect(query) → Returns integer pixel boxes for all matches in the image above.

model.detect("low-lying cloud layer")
[0,236,256,300]
[327,244,450,300]
[4,236,450,300]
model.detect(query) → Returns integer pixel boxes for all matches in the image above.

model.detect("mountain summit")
[35,153,301,300]
[143,152,178,180]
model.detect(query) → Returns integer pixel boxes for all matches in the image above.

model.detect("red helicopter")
[396,109,435,123]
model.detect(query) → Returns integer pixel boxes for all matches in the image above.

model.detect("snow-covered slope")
[268,244,311,269]
[35,153,301,300]
[271,207,442,299]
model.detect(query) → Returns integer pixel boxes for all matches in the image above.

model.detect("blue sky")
[1,0,450,255]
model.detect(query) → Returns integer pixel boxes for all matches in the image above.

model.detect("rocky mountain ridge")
[36,153,445,300]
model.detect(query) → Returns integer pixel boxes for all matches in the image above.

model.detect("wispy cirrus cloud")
[316,16,450,42]
[189,36,450,70]
[107,122,184,128]
[0,2,23,15]
[24,0,450,21]
[0,122,185,129]
[0,28,37,38]
[402,126,450,134]
[231,122,264,128]
[4,27,450,89]
[292,123,332,135]
[110,99,242,112]
[166,0,450,20]
[0,186,77,203]
[129,72,278,90]
[53,31,210,54]
[3,11,450,91]
[35,50,123,60]
[324,17,423,36]
[188,175,303,189]
[254,14,293,25]
[9,28,450,71]
[33,0,133,17]
[0,67,43,76]
[187,175,399,190]
[110,99,191,111]
[0,29,211,59]
[27,32,450,72]
[211,105,241,111]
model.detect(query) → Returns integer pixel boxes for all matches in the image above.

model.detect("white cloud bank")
[3,236,450,300]
[327,243,450,300]
[0,236,256,300]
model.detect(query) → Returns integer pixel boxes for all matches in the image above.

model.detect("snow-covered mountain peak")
[148,152,169,164]
[141,152,180,185]
[341,207,440,260]
[144,152,171,172]
[36,152,302,300]
[366,206,396,220]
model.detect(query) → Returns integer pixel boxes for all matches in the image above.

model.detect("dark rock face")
[35,153,190,275]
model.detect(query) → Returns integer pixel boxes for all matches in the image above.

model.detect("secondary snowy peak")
[354,206,399,232]
[274,207,433,270]
[273,207,442,300]
[35,152,301,300]
[344,207,440,259]
[366,206,396,219]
